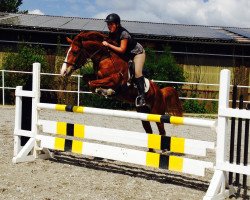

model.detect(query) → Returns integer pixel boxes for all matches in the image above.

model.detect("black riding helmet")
[105,13,120,25]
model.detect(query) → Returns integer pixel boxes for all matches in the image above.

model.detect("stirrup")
[135,95,146,107]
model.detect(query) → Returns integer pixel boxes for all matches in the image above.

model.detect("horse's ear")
[66,37,73,44]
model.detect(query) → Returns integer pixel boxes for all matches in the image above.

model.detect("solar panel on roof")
[60,18,90,30]
[167,24,228,39]
[122,21,142,34]
[225,28,250,39]
[21,15,52,27]
[0,13,235,41]
[82,19,106,31]
[38,17,72,28]
[122,21,232,40]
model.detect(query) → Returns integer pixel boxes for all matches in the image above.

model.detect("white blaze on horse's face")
[61,47,73,76]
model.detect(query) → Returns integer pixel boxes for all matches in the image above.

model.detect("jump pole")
[37,103,215,128]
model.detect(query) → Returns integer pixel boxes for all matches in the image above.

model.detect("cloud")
[28,9,45,15]
[92,0,250,27]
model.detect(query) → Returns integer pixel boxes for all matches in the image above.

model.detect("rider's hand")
[102,41,109,47]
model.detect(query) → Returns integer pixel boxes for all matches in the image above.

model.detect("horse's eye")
[72,51,78,56]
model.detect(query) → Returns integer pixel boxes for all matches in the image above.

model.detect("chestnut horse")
[61,31,183,135]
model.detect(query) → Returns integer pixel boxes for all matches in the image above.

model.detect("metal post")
[2,70,5,105]
[77,75,80,106]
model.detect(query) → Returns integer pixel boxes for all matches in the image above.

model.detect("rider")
[102,13,146,107]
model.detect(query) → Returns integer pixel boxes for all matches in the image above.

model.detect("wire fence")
[1,69,250,106]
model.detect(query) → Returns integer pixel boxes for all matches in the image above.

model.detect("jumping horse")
[61,31,183,136]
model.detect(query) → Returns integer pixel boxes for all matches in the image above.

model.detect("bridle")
[63,41,121,76]
[63,44,104,70]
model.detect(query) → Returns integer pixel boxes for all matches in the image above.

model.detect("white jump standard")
[13,63,250,200]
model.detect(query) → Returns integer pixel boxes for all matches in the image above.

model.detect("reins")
[63,45,102,70]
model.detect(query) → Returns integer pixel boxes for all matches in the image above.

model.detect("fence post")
[243,104,250,188]
[229,85,237,184]
[31,63,40,158]
[203,69,232,200]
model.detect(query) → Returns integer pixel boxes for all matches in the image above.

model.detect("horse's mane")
[74,31,128,61]
[75,31,116,46]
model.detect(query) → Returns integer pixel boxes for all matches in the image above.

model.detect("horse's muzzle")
[61,63,74,77]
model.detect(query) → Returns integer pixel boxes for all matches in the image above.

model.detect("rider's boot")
[134,76,146,107]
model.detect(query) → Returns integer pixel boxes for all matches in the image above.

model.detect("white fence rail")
[1,69,249,106]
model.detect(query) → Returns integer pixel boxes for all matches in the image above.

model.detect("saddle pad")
[144,78,150,93]
[127,75,150,93]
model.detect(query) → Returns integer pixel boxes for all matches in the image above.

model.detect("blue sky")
[20,0,250,28]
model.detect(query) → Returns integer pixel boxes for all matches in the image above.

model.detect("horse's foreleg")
[89,73,123,90]
[149,99,167,136]
[136,106,153,133]
[142,120,155,153]
[141,120,153,133]
[136,106,155,152]
[156,122,166,136]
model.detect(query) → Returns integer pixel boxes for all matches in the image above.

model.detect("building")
[0,12,249,101]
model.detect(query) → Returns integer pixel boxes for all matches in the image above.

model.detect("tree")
[0,0,24,13]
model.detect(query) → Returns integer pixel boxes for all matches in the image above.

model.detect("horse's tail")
[161,87,183,117]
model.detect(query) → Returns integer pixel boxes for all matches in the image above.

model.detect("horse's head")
[61,31,125,77]
[61,37,87,76]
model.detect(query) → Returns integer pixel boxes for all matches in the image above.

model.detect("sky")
[19,0,250,28]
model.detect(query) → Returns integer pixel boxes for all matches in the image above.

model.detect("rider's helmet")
[105,13,121,25]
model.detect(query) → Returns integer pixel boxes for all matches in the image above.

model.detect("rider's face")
[107,22,118,33]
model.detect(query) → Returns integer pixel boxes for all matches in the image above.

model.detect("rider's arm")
[103,39,128,54]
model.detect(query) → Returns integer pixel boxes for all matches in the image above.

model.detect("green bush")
[182,91,207,113]
[210,101,218,113]
[144,47,185,89]
[183,99,207,113]
[80,93,134,110]
[2,44,52,104]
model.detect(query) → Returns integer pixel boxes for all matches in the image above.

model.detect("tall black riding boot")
[135,76,146,107]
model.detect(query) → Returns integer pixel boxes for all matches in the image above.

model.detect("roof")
[0,12,250,43]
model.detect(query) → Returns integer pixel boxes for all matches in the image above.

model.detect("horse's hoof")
[107,89,115,96]
[95,88,102,95]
